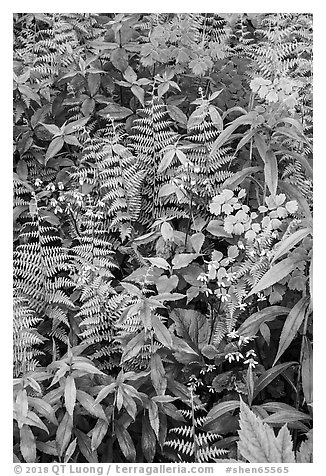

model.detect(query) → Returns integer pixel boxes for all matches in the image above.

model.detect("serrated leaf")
[238,399,280,463]
[76,390,107,421]
[172,253,198,269]
[72,360,105,375]
[45,136,64,163]
[296,430,313,462]
[273,296,310,365]
[36,440,58,456]
[301,337,313,406]
[95,383,116,404]
[237,306,290,338]
[75,429,98,463]
[208,105,223,130]
[28,397,58,425]
[20,425,36,463]
[98,103,133,120]
[64,375,76,417]
[272,228,311,263]
[123,66,137,83]
[91,419,109,451]
[167,105,187,126]
[122,330,146,362]
[150,353,167,396]
[142,413,156,462]
[248,258,298,297]
[56,411,73,457]
[40,122,61,136]
[64,437,77,462]
[253,362,297,399]
[157,149,176,173]
[274,425,295,462]
[152,315,173,348]
[131,84,145,106]
[115,424,136,462]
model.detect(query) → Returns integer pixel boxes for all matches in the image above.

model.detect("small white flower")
[244,358,258,368]
[257,293,267,302]
[245,349,257,358]
[238,336,251,346]
[227,330,239,340]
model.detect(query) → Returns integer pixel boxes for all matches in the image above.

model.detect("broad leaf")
[91,419,109,451]
[172,253,198,269]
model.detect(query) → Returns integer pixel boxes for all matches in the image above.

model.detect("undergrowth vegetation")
[13,13,313,464]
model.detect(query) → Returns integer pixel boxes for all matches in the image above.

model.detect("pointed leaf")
[64,437,77,463]
[56,411,73,457]
[237,306,290,338]
[152,315,172,348]
[91,419,109,451]
[122,330,146,362]
[222,166,262,190]
[273,297,310,365]
[20,425,36,463]
[264,151,278,196]
[273,425,296,462]
[272,228,311,263]
[297,430,313,462]
[248,258,298,297]
[28,397,58,425]
[142,413,156,462]
[45,137,64,163]
[205,400,240,426]
[75,429,98,463]
[263,410,311,424]
[115,424,136,462]
[150,353,167,396]
[301,337,313,406]
[253,362,297,399]
[76,390,107,421]
[238,399,280,463]
[157,149,175,174]
[64,375,76,417]
[131,85,145,106]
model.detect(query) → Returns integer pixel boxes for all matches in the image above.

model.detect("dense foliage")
[13,13,313,464]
